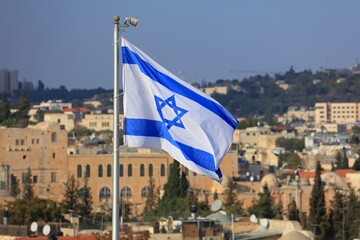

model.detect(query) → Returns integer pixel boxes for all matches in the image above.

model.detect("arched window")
[77,165,82,178]
[107,164,112,177]
[99,187,111,199]
[85,164,91,178]
[149,164,153,177]
[140,164,145,177]
[98,165,103,178]
[51,132,57,143]
[141,185,150,198]
[120,164,124,177]
[121,186,132,197]
[128,164,132,177]
[160,164,165,177]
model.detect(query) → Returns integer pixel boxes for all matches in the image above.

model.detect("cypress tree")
[248,183,274,218]
[144,176,159,216]
[15,90,30,127]
[0,94,11,124]
[23,167,35,200]
[288,199,300,221]
[78,177,93,222]
[309,161,327,239]
[62,175,80,214]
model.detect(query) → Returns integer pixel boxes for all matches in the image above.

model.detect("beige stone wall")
[79,114,124,131]
[44,113,75,131]
[0,123,69,201]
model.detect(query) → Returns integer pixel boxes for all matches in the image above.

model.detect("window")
[90,122,97,127]
[51,172,57,182]
[161,164,165,177]
[121,186,132,197]
[102,122,110,127]
[99,187,111,198]
[0,181,6,190]
[120,164,124,177]
[51,132,57,143]
[107,164,112,177]
[77,165,82,178]
[141,185,150,198]
[33,176,38,183]
[53,153,56,159]
[98,165,103,178]
[149,164,153,177]
[85,164,91,178]
[128,164,132,177]
[140,164,145,177]
[20,139,25,145]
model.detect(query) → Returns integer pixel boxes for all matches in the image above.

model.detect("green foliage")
[62,175,80,215]
[288,200,300,221]
[308,161,327,238]
[10,174,20,198]
[236,117,259,129]
[248,184,274,219]
[22,167,35,200]
[335,147,349,169]
[69,126,95,140]
[4,198,63,225]
[278,152,303,169]
[276,137,305,152]
[78,177,93,222]
[0,95,11,124]
[143,177,160,221]
[156,161,188,217]
[223,178,242,216]
[14,90,30,127]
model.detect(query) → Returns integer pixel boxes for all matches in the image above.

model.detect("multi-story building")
[0,122,69,201]
[32,100,72,111]
[0,68,19,95]
[80,113,124,131]
[315,102,360,125]
[44,112,75,131]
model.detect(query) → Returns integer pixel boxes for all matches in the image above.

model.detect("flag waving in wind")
[122,38,238,181]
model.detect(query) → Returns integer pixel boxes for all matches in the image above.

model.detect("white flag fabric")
[122,38,238,181]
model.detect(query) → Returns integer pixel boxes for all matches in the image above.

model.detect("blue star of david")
[154,95,188,129]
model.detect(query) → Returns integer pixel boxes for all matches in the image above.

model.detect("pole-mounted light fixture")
[112,15,138,240]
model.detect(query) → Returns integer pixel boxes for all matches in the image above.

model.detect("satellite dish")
[250,214,258,223]
[249,176,254,182]
[42,224,51,236]
[260,218,269,228]
[30,222,38,232]
[210,199,222,212]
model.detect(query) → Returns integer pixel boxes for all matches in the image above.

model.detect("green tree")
[276,137,305,152]
[22,167,35,200]
[14,90,30,127]
[4,198,62,225]
[78,177,93,222]
[223,178,244,216]
[248,184,274,218]
[330,189,345,240]
[288,199,300,221]
[62,175,80,214]
[213,190,218,200]
[143,176,159,220]
[156,161,187,217]
[0,94,11,124]
[308,161,327,239]
[10,174,20,198]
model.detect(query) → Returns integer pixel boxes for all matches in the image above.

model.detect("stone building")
[0,122,69,201]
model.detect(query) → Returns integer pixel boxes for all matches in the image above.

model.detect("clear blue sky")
[1,1,360,90]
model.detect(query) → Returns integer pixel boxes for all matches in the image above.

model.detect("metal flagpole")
[112,16,120,240]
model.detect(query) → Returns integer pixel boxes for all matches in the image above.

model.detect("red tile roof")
[335,169,356,178]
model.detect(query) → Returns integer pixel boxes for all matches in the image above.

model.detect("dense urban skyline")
[1,1,360,90]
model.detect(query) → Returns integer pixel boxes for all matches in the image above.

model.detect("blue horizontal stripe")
[125,118,220,174]
[122,46,238,129]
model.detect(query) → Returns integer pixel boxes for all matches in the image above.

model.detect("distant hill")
[209,68,360,118]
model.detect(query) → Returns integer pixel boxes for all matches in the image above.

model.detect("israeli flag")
[122,38,238,181]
